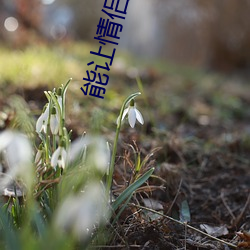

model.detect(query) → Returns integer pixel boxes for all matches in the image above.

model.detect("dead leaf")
[237,231,250,248]
[200,224,229,237]
[143,198,163,211]
[142,198,164,221]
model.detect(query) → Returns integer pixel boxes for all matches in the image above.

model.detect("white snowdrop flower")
[36,103,50,133]
[120,99,144,128]
[92,138,110,173]
[67,136,110,173]
[67,136,87,164]
[0,130,13,151]
[51,144,67,169]
[54,182,109,240]
[57,95,63,112]
[50,106,59,135]
[57,87,63,111]
[0,130,33,190]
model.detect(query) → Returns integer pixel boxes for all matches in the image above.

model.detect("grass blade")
[112,167,154,211]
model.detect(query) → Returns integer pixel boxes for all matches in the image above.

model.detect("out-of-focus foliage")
[0,0,42,46]
[2,0,250,71]
[0,43,93,86]
[131,0,250,71]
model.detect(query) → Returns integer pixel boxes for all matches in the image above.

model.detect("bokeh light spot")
[4,17,19,32]
[41,0,55,5]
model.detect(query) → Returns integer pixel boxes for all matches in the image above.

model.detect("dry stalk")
[130,203,237,249]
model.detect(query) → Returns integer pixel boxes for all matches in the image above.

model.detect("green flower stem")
[61,78,72,127]
[106,92,141,197]
[52,134,56,152]
[45,96,53,164]
[49,91,63,136]
[63,127,70,150]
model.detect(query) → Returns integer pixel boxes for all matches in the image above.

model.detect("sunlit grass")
[0,42,94,87]
[0,41,248,130]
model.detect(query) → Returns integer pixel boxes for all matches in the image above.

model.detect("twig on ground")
[130,203,238,249]
[166,178,183,215]
[221,189,236,221]
[89,245,141,248]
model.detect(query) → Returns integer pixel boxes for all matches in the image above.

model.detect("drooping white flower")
[54,182,109,240]
[50,106,59,135]
[0,130,33,190]
[67,136,87,164]
[88,137,110,173]
[56,87,63,112]
[67,135,110,173]
[57,95,63,112]
[51,144,67,169]
[120,99,144,128]
[36,103,50,133]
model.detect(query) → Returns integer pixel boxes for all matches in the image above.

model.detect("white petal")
[55,195,79,232]
[128,107,136,128]
[58,159,64,169]
[57,96,63,112]
[60,148,67,169]
[6,133,32,170]
[41,121,47,133]
[36,113,45,133]
[55,183,109,240]
[67,137,88,163]
[0,132,33,190]
[36,104,50,134]
[50,114,59,135]
[51,147,61,168]
[93,138,110,173]
[0,130,14,151]
[135,109,144,125]
[44,104,50,119]
[61,148,67,161]
[121,107,129,121]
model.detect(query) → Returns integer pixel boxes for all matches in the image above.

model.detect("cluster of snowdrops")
[0,79,153,249]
